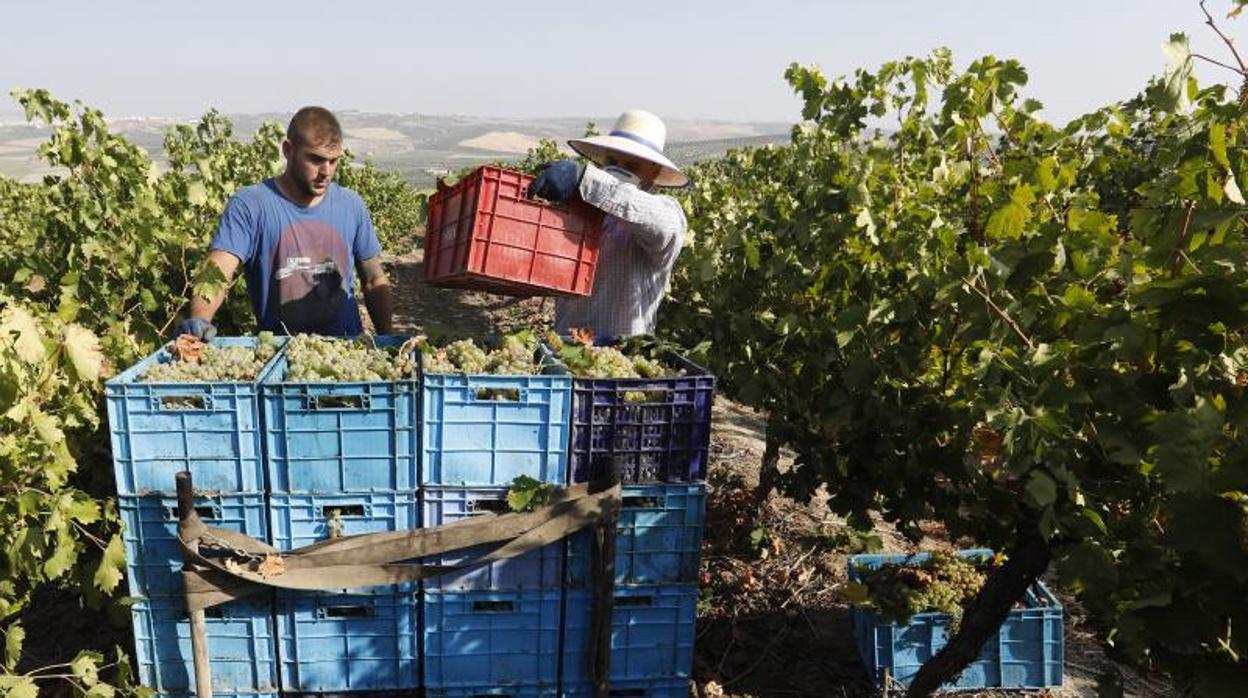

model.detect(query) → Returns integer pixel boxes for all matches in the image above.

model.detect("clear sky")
[0,1,1240,124]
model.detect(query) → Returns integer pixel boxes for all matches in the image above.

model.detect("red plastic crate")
[424,166,604,296]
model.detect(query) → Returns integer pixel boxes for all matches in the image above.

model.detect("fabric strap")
[177,483,622,612]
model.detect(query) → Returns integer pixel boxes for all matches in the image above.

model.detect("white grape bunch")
[420,332,540,376]
[142,332,281,382]
[284,334,416,382]
[547,332,681,402]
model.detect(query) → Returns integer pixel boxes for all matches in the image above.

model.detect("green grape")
[420,332,540,376]
[284,334,414,382]
[142,341,278,382]
[856,551,989,627]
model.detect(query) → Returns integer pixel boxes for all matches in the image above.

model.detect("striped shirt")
[554,163,687,339]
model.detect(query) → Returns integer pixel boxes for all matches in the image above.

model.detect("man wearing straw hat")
[528,109,689,340]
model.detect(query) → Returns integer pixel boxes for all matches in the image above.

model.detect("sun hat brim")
[568,135,688,188]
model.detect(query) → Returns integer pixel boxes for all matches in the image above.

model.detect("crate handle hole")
[471,600,515,612]
[320,605,373,619]
[614,595,654,607]
[309,395,367,410]
[156,395,209,410]
[322,505,366,517]
[469,499,509,515]
[165,505,217,521]
[202,607,224,619]
[621,496,660,510]
[474,388,521,402]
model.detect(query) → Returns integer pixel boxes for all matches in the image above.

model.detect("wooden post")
[176,471,213,698]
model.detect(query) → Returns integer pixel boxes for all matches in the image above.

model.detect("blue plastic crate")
[269,490,417,549]
[566,485,704,587]
[552,347,714,485]
[130,594,277,693]
[561,678,691,697]
[421,368,571,486]
[423,589,562,688]
[428,687,559,698]
[106,336,285,496]
[120,492,268,598]
[563,585,697,684]
[420,486,563,591]
[275,589,418,692]
[262,335,417,493]
[848,550,1064,691]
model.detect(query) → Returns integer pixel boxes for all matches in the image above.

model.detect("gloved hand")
[174,318,217,341]
[528,161,584,203]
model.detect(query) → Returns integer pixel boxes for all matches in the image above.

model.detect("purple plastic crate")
[552,348,713,485]
[420,486,563,591]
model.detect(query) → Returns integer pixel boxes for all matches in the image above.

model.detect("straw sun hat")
[568,109,688,188]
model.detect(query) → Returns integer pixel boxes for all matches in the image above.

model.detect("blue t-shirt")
[210,180,382,336]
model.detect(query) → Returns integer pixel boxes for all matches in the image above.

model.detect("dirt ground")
[376,245,1179,698]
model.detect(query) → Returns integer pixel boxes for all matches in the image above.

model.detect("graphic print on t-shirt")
[271,220,351,333]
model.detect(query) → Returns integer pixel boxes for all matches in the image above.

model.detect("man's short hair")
[287,106,342,147]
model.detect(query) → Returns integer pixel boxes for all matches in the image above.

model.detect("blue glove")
[175,318,217,341]
[528,161,584,203]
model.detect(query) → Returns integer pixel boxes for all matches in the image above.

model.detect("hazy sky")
[1,1,1241,124]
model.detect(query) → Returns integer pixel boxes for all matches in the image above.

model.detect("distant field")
[0,111,791,186]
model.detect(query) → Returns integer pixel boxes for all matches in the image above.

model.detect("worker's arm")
[358,254,394,335]
[189,249,242,322]
[578,163,687,258]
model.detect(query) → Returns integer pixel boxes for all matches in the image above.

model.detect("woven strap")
[177,483,622,612]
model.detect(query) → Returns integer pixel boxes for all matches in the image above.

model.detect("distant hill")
[0,111,791,187]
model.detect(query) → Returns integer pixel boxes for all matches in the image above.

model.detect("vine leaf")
[63,325,104,382]
[4,624,23,671]
[92,535,125,594]
[0,308,45,364]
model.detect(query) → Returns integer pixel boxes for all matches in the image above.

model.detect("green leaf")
[65,495,101,524]
[29,409,64,448]
[0,307,46,364]
[1160,33,1194,109]
[1025,470,1058,508]
[71,651,102,687]
[1150,397,1224,493]
[1224,172,1244,205]
[63,324,104,382]
[187,181,208,207]
[985,185,1034,240]
[1210,123,1230,169]
[1058,542,1118,597]
[42,530,76,580]
[4,624,23,671]
[843,581,870,605]
[92,535,125,593]
[4,679,37,698]
[505,474,553,513]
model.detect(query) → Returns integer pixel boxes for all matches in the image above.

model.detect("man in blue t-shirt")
[175,106,393,338]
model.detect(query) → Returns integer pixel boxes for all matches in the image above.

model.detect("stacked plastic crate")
[261,336,420,693]
[106,337,282,698]
[558,350,714,698]
[419,357,572,698]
